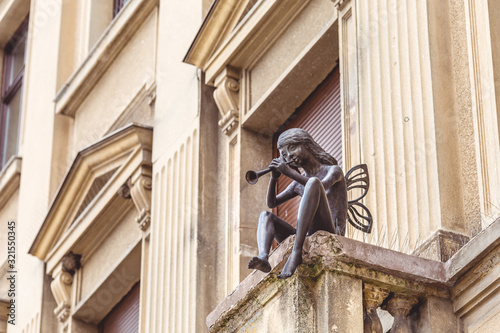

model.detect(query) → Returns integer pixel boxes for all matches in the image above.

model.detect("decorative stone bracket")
[51,252,81,322]
[118,174,152,231]
[213,67,240,135]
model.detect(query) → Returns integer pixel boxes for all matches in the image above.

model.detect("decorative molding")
[51,271,73,322]
[29,124,153,263]
[120,174,152,230]
[385,294,418,333]
[363,284,389,333]
[183,0,246,68]
[214,67,240,135]
[185,0,313,85]
[51,253,81,322]
[0,156,22,210]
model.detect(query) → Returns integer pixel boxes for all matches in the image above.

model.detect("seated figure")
[248,128,348,279]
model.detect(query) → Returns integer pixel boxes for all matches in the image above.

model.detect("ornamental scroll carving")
[363,284,389,333]
[213,67,240,135]
[51,252,81,322]
[118,174,152,231]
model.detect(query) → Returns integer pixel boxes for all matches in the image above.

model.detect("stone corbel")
[385,294,418,333]
[118,174,152,231]
[213,66,240,135]
[51,252,81,322]
[363,284,389,333]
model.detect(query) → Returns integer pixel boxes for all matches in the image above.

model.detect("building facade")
[0,0,498,332]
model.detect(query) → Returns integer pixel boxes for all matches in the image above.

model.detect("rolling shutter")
[98,282,140,333]
[274,66,341,228]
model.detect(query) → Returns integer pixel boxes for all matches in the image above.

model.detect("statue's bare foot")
[277,251,302,279]
[248,256,271,273]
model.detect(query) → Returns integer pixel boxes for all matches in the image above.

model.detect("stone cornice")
[29,124,152,267]
[184,0,312,85]
[183,0,246,68]
[445,217,500,280]
[0,156,22,210]
[54,0,158,117]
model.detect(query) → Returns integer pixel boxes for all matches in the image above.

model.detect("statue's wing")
[345,163,369,203]
[347,201,373,233]
[345,164,373,233]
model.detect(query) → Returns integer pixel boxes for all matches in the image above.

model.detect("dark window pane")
[113,0,130,17]
[1,88,22,167]
[6,36,27,86]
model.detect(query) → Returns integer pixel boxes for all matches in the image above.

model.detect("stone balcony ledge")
[207,231,453,332]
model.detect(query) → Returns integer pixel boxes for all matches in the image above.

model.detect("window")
[0,18,28,169]
[273,67,342,227]
[113,0,130,17]
[98,282,140,333]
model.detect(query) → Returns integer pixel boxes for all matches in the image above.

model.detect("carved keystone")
[386,294,418,333]
[363,284,389,333]
[119,175,152,230]
[213,67,240,135]
[51,253,81,322]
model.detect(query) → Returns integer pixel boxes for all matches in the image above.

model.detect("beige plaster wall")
[73,9,157,154]
[79,207,141,300]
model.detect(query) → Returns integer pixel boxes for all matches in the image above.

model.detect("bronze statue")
[247,128,372,279]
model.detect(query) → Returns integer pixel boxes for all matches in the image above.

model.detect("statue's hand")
[269,158,282,179]
[270,158,293,178]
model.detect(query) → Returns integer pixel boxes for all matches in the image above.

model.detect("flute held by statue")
[245,160,293,185]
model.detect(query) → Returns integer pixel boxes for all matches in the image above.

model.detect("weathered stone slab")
[207,231,451,332]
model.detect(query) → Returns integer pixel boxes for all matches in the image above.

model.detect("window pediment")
[184,0,311,85]
[29,124,152,270]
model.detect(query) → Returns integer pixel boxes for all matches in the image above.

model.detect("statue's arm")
[278,164,342,189]
[267,179,298,208]
[320,165,343,189]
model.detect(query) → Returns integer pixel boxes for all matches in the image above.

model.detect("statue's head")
[277,128,338,165]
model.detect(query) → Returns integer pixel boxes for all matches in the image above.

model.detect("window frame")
[0,17,28,168]
[113,0,128,17]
